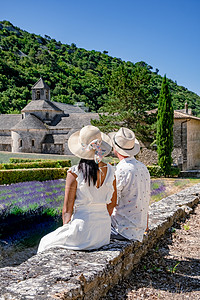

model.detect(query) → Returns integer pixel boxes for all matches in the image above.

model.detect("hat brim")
[109,132,140,157]
[68,130,112,160]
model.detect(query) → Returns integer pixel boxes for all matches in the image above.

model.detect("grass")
[0,151,79,165]
[150,177,200,204]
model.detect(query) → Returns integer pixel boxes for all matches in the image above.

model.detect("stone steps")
[180,170,200,178]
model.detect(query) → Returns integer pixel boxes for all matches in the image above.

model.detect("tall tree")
[92,63,157,141]
[156,75,174,176]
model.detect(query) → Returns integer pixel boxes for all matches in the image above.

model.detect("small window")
[19,139,22,147]
[32,140,35,147]
[46,90,48,100]
[46,112,49,119]
[36,90,40,100]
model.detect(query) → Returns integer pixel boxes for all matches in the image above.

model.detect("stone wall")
[11,130,47,153]
[187,119,200,169]
[136,146,158,166]
[0,184,200,300]
[173,119,187,170]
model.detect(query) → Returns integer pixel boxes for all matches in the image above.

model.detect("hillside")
[0,20,200,116]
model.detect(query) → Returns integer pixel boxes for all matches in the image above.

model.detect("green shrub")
[169,166,180,177]
[0,160,71,170]
[147,165,164,177]
[9,158,45,163]
[0,168,68,184]
[147,165,180,177]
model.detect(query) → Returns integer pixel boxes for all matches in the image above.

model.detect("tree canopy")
[92,63,157,141]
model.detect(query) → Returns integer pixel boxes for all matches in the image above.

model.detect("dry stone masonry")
[0,183,200,300]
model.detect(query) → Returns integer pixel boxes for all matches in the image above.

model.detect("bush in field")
[0,168,68,184]
[0,160,71,169]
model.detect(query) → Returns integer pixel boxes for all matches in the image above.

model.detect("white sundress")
[37,163,115,253]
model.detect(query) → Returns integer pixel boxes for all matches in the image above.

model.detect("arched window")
[36,90,40,100]
[46,112,49,119]
[19,139,22,147]
[32,140,35,147]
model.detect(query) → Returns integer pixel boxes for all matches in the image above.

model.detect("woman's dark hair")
[78,159,99,186]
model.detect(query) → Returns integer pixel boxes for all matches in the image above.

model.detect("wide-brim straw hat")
[68,125,112,160]
[109,127,140,157]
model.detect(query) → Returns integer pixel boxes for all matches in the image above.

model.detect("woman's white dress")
[37,164,115,252]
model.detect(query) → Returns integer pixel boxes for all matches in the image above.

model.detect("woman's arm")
[62,171,77,225]
[107,178,117,216]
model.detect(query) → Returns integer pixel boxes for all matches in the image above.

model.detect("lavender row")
[0,180,66,215]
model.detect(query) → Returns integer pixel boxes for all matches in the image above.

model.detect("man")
[109,127,150,242]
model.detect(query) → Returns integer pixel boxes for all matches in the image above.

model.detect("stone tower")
[31,78,50,101]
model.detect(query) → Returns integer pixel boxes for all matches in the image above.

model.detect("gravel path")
[103,202,200,300]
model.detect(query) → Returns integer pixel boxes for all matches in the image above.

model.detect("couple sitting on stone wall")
[37,125,150,253]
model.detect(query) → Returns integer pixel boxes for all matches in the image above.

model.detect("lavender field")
[0,179,66,218]
[1,178,200,218]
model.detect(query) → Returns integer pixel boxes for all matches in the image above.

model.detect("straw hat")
[109,127,140,157]
[68,125,112,160]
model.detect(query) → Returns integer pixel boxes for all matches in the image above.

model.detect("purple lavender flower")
[0,179,65,216]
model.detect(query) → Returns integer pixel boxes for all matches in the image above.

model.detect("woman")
[37,125,117,253]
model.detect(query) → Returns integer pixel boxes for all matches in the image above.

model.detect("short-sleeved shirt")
[111,157,150,242]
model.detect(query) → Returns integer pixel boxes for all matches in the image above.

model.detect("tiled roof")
[11,114,47,130]
[51,102,86,114]
[49,113,99,129]
[31,78,50,90]
[22,100,63,112]
[0,114,22,130]
[147,108,200,121]
[174,111,200,120]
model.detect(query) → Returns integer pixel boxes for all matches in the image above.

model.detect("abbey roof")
[0,114,22,130]
[22,100,63,112]
[50,113,99,130]
[31,78,50,90]
[11,114,47,130]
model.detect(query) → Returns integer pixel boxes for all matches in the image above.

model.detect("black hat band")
[113,136,135,151]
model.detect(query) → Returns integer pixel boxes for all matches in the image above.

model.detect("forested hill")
[0,20,200,116]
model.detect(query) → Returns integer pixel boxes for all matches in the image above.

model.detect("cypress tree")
[156,75,174,176]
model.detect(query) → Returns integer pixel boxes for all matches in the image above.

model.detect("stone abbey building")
[0,78,199,170]
[0,78,98,155]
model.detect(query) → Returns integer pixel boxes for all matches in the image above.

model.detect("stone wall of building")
[1,184,199,299]
[187,119,200,169]
[173,119,188,170]
[0,144,11,151]
[42,143,64,155]
[11,130,47,153]
[0,131,12,152]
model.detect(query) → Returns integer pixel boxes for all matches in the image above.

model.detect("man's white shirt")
[111,157,150,241]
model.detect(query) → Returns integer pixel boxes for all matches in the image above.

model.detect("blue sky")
[1,0,199,95]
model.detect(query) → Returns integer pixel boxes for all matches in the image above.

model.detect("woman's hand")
[62,212,72,224]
